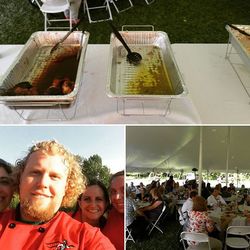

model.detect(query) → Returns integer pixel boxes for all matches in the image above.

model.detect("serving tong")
[50,18,83,54]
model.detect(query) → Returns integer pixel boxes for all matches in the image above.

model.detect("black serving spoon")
[109,22,142,65]
[227,24,250,37]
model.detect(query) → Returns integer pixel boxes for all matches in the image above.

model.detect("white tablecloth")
[208,209,248,231]
[0,43,249,124]
[0,44,200,124]
[173,44,250,124]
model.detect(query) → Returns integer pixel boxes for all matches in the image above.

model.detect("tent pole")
[198,126,203,196]
[225,126,231,187]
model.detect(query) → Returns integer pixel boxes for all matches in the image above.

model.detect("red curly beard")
[20,198,59,222]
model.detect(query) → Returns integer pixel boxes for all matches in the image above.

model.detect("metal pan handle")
[122,25,154,31]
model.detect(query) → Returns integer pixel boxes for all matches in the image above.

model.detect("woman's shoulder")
[150,199,163,206]
[189,210,207,217]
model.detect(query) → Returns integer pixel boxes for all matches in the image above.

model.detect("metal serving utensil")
[227,24,250,37]
[50,18,83,54]
[109,22,142,65]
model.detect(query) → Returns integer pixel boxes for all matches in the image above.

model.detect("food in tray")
[45,78,75,95]
[4,78,75,96]
[230,25,250,54]
[1,45,79,96]
[4,81,38,96]
[122,46,174,95]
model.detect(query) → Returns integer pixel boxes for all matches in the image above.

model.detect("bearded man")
[0,140,115,250]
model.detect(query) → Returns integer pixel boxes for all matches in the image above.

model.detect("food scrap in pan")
[4,78,75,96]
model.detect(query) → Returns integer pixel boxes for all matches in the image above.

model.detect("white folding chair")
[180,231,211,250]
[109,0,133,13]
[83,0,112,23]
[225,226,250,249]
[35,0,72,31]
[178,207,189,233]
[126,226,135,243]
[147,203,166,236]
[144,0,155,5]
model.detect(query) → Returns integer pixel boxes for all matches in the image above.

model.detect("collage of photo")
[1,0,250,249]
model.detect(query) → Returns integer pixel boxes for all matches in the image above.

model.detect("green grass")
[126,216,182,250]
[0,0,249,44]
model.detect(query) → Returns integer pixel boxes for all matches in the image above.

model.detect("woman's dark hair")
[73,179,110,228]
[0,159,13,174]
[84,179,110,205]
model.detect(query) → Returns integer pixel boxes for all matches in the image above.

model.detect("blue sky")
[0,125,125,173]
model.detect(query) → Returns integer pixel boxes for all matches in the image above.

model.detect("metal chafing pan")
[226,24,250,69]
[0,31,89,106]
[107,30,187,99]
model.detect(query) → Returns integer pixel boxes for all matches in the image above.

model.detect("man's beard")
[20,198,59,222]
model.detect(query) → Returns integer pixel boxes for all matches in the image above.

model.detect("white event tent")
[126,126,250,189]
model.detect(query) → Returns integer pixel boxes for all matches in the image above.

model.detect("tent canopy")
[126,126,250,173]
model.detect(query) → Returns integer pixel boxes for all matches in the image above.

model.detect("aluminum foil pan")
[107,31,187,99]
[226,24,250,69]
[0,31,89,106]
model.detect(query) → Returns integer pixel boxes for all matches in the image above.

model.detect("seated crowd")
[0,140,124,250]
[126,175,250,249]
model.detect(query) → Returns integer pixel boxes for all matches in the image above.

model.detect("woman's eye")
[31,171,39,175]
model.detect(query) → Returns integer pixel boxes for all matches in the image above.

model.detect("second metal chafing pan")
[107,30,187,100]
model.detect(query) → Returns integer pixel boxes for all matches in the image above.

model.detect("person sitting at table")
[181,190,198,218]
[207,188,226,209]
[227,183,236,194]
[188,196,223,250]
[221,186,231,198]
[131,187,164,239]
[239,184,248,195]
[71,179,110,228]
[215,184,222,192]
[137,187,163,221]
[135,185,142,200]
[179,190,198,230]
[239,194,250,206]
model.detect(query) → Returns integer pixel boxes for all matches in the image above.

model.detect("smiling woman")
[72,179,110,228]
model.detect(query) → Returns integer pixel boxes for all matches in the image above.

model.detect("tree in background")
[76,154,111,187]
